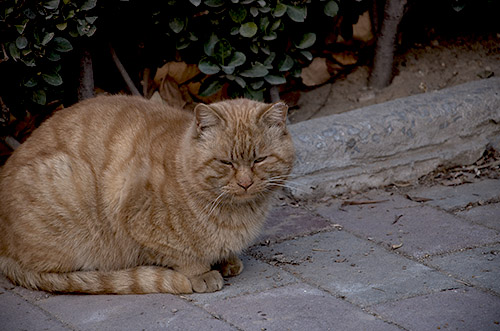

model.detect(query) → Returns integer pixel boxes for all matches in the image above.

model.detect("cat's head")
[182,98,295,206]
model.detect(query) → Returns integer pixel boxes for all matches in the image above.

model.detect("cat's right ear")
[194,104,222,135]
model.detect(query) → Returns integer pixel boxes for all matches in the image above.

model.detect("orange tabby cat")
[0,95,295,294]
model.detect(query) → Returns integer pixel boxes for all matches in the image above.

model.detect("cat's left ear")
[194,104,222,134]
[259,102,288,128]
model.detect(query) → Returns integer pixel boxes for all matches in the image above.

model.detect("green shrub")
[0,0,98,109]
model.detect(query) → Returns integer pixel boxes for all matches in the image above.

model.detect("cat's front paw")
[218,255,244,277]
[189,270,223,293]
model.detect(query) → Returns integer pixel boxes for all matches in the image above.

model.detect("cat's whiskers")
[206,190,229,217]
[264,178,307,193]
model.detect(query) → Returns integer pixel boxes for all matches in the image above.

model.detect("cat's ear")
[194,104,222,134]
[259,102,288,128]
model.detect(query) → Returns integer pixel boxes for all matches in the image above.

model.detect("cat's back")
[1,95,191,173]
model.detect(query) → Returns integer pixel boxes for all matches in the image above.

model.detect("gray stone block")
[188,254,298,305]
[258,204,333,244]
[425,244,500,294]
[406,179,500,211]
[455,202,500,231]
[37,293,235,331]
[288,78,500,198]
[0,290,69,331]
[370,288,500,330]
[204,283,401,331]
[314,192,499,258]
[250,230,458,306]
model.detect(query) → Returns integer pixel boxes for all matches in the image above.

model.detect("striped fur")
[0,96,295,294]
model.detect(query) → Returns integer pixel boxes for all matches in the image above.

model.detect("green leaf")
[8,43,20,60]
[250,7,259,17]
[286,5,307,22]
[251,80,264,90]
[81,0,97,11]
[263,32,277,41]
[295,33,316,49]
[234,76,246,88]
[240,22,258,38]
[300,50,313,61]
[278,55,294,71]
[229,7,247,23]
[47,50,61,61]
[53,37,73,52]
[240,63,268,78]
[85,16,98,24]
[22,56,36,67]
[42,72,63,86]
[249,43,259,54]
[176,39,191,50]
[198,58,220,75]
[24,77,38,88]
[227,51,246,67]
[199,77,223,97]
[41,32,55,46]
[272,3,287,17]
[204,0,224,7]
[190,0,202,6]
[263,52,275,66]
[169,17,185,33]
[271,19,281,31]
[259,16,269,32]
[16,36,28,49]
[264,74,286,85]
[204,33,219,56]
[44,0,60,10]
[23,8,36,19]
[33,89,47,105]
[15,23,27,34]
[214,39,232,65]
[324,1,339,17]
[222,66,235,74]
[56,22,67,31]
[244,87,264,101]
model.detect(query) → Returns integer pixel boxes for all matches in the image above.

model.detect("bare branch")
[109,44,141,96]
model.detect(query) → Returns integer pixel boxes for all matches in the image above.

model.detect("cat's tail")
[0,256,193,294]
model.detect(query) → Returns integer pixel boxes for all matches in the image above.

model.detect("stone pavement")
[1,178,499,330]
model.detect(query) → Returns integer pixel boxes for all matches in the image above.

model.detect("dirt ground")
[288,32,500,123]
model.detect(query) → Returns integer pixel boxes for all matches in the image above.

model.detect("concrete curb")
[288,77,500,198]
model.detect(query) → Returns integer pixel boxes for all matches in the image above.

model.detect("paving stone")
[455,202,500,231]
[425,244,500,294]
[0,290,70,331]
[314,193,499,258]
[370,288,500,330]
[188,254,298,305]
[250,231,458,306]
[37,293,235,331]
[259,204,333,243]
[406,179,500,211]
[204,283,401,331]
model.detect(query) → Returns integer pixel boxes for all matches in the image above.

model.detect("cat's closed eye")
[253,156,267,164]
[220,160,233,166]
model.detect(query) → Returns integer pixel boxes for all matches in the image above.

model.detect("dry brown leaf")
[154,61,200,86]
[331,51,358,66]
[391,243,403,250]
[341,199,389,207]
[159,77,186,109]
[352,11,373,42]
[301,57,331,87]
[405,195,433,203]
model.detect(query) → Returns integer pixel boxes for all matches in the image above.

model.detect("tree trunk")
[369,0,407,89]
[77,48,95,101]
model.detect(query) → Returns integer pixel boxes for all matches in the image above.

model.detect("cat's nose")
[237,179,253,190]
